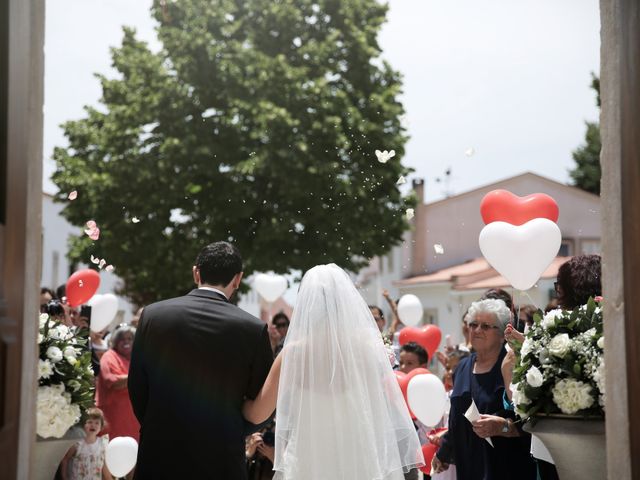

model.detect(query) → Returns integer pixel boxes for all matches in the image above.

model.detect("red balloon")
[480,189,559,226]
[66,269,100,307]
[399,325,442,359]
[419,443,439,474]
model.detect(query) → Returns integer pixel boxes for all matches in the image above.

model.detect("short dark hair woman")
[555,254,602,309]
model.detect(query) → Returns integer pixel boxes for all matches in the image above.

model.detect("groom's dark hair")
[195,242,243,286]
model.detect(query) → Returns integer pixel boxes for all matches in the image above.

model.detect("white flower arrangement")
[37,314,95,438]
[512,297,604,418]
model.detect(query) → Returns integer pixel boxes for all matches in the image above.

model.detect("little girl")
[62,407,112,480]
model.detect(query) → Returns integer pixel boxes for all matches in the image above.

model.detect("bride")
[243,264,424,479]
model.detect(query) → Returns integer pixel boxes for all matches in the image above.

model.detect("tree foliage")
[569,75,601,195]
[52,0,414,306]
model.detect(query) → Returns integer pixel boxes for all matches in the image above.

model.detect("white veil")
[274,264,424,480]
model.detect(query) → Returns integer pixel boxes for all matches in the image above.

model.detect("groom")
[129,242,274,479]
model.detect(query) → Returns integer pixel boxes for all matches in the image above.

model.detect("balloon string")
[520,290,541,311]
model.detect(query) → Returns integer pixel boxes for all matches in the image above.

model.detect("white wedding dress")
[274,264,424,480]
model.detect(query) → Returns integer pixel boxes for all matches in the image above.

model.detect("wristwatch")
[501,418,510,434]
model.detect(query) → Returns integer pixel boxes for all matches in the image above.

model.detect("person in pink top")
[96,324,140,441]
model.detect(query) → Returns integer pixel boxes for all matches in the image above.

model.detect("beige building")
[357,172,601,345]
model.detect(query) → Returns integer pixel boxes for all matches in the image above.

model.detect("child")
[62,407,112,480]
[398,342,429,374]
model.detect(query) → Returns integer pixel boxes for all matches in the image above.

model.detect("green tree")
[52,0,413,306]
[569,75,601,195]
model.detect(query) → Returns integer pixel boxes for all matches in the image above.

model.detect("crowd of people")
[42,252,601,480]
[40,286,144,479]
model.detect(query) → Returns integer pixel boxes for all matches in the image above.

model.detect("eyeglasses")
[468,321,500,332]
[274,323,289,329]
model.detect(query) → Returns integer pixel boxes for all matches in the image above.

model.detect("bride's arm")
[243,352,283,424]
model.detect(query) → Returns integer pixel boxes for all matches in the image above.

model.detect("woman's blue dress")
[436,347,536,480]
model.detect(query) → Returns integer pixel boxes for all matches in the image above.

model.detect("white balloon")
[397,294,423,326]
[88,293,119,332]
[479,218,562,291]
[105,436,138,477]
[407,373,447,427]
[254,273,288,302]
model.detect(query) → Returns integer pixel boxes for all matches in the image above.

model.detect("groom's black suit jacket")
[128,289,273,480]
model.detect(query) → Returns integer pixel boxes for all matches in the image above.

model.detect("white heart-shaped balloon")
[254,273,288,302]
[397,294,424,326]
[88,293,119,332]
[479,218,562,291]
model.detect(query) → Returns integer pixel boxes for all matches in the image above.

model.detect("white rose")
[548,333,571,358]
[510,383,531,417]
[46,346,63,363]
[39,313,49,328]
[37,333,44,344]
[63,346,78,359]
[65,356,77,366]
[38,359,54,380]
[597,336,604,349]
[542,309,563,329]
[521,338,533,358]
[50,325,72,341]
[552,379,595,414]
[525,366,544,388]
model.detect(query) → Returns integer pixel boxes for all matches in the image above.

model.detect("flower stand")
[523,416,605,480]
[34,426,84,480]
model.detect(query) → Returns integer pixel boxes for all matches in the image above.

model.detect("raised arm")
[383,289,402,336]
[243,353,283,424]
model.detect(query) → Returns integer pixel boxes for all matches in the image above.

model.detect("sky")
[43,0,601,204]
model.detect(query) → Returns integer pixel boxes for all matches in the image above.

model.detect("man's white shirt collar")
[198,286,228,299]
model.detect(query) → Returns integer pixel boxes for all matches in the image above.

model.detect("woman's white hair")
[109,324,136,349]
[467,298,511,331]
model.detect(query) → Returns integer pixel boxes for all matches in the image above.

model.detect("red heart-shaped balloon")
[480,189,559,226]
[66,269,101,307]
[419,443,439,474]
[399,325,442,359]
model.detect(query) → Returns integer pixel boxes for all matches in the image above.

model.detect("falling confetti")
[464,147,475,157]
[84,220,100,241]
[105,265,115,273]
[434,244,445,255]
[375,149,396,163]
[68,191,78,201]
[396,175,406,185]
[406,208,415,220]
[132,217,141,224]
[90,255,100,265]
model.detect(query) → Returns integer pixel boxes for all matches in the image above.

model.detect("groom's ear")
[232,271,243,290]
[192,266,200,285]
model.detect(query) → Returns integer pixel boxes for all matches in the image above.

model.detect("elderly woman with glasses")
[96,324,140,441]
[432,299,536,480]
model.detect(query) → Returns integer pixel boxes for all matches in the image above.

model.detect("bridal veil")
[274,264,424,480]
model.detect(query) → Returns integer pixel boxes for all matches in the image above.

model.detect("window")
[558,239,574,257]
[580,239,601,255]
[423,308,438,326]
